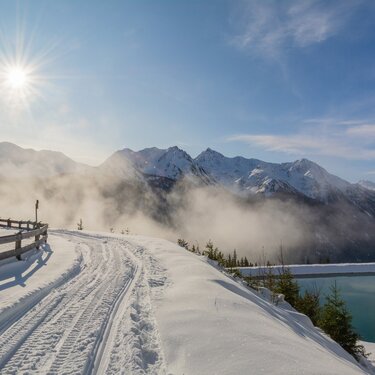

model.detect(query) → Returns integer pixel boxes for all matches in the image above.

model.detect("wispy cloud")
[228,123,375,160]
[230,0,358,58]
[303,118,367,126]
[346,124,375,138]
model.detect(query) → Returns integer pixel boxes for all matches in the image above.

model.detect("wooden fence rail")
[0,218,48,261]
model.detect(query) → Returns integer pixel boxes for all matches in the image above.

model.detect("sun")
[0,62,39,107]
[5,66,29,89]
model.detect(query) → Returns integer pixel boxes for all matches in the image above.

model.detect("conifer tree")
[318,283,366,360]
[227,254,232,268]
[296,289,321,326]
[274,268,300,307]
[177,239,189,250]
[205,240,214,258]
[77,219,83,231]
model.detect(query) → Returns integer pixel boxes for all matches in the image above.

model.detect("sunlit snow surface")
[0,231,373,374]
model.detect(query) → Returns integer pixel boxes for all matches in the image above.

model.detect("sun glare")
[0,10,58,113]
[5,66,29,89]
[0,61,40,107]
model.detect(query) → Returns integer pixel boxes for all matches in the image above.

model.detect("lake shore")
[239,263,375,279]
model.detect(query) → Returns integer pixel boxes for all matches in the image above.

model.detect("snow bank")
[362,342,375,367]
[240,263,375,278]
[130,236,370,375]
[0,234,81,330]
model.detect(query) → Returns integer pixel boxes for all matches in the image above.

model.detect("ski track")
[0,231,166,375]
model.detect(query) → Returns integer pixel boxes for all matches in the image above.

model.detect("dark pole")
[35,200,39,225]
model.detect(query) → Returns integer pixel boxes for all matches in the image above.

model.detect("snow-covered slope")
[359,180,375,191]
[136,235,372,375]
[0,231,372,374]
[0,142,88,178]
[196,148,350,200]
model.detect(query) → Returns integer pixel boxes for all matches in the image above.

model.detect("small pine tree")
[227,254,232,268]
[77,219,83,231]
[204,240,214,258]
[263,268,277,292]
[274,268,300,307]
[296,289,321,326]
[195,244,201,255]
[177,239,189,250]
[318,282,366,360]
[233,249,237,267]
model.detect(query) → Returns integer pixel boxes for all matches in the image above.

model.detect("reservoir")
[298,275,375,342]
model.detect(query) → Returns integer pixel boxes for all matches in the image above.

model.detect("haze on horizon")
[0,0,375,183]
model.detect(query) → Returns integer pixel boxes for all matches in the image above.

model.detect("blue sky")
[0,0,375,182]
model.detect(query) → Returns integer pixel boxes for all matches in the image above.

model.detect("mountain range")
[1,141,373,202]
[100,145,372,202]
[1,141,374,262]
[101,146,375,219]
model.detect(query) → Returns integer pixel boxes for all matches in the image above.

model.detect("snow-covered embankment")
[0,231,373,374]
[131,236,373,375]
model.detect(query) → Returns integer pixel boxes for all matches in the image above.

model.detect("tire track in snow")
[0,235,130,374]
[0,232,166,375]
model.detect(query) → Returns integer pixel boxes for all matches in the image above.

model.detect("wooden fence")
[0,219,48,261]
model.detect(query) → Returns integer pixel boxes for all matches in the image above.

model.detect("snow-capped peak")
[358,180,375,191]
[280,158,350,199]
[104,146,210,182]
[195,151,351,200]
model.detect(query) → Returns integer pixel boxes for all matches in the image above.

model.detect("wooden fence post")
[15,232,22,261]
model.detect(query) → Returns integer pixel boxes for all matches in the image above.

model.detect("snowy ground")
[0,230,373,374]
[362,342,375,367]
[0,235,80,321]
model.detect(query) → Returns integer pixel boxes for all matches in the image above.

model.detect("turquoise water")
[297,275,375,342]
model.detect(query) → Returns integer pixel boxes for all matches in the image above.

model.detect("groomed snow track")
[0,231,166,375]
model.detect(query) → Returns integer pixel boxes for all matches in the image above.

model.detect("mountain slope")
[359,180,375,191]
[0,142,88,178]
